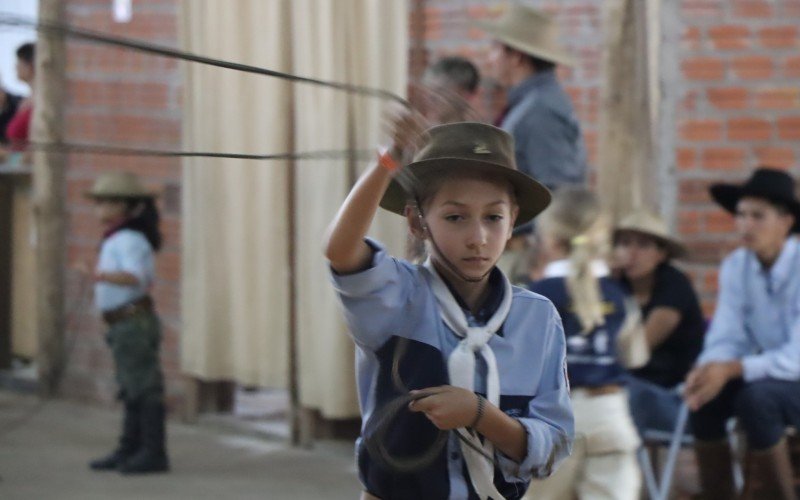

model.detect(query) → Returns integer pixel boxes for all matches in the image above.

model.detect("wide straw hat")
[614,209,687,259]
[85,171,156,199]
[474,4,574,67]
[709,167,800,233]
[379,122,551,227]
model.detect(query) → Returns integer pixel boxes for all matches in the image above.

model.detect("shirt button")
[450,452,460,461]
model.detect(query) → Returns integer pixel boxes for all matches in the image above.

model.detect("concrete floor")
[0,390,360,500]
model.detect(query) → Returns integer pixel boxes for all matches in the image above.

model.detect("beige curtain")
[291,0,408,418]
[180,1,292,387]
[180,0,407,418]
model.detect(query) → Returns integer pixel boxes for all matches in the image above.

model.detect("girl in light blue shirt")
[85,171,169,475]
[325,119,573,500]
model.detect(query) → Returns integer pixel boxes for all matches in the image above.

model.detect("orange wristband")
[377,147,400,172]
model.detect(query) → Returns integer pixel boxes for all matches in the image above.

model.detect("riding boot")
[740,438,797,500]
[694,439,735,500]
[89,399,141,470]
[119,399,169,474]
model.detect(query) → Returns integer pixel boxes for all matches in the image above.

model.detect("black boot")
[119,399,169,474]
[90,399,142,471]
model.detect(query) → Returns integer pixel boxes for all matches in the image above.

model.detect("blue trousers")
[690,378,800,450]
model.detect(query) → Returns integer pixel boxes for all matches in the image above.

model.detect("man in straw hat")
[475,4,589,284]
[476,4,587,194]
[684,167,800,499]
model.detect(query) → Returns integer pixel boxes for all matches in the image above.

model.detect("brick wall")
[413,0,800,314]
[675,0,800,313]
[60,0,184,410]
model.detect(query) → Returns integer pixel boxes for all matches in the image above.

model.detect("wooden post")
[32,0,67,396]
[597,0,659,222]
[0,181,13,369]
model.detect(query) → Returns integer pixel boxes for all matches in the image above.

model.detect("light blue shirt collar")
[507,70,558,110]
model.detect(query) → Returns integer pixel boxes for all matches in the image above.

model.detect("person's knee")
[735,382,781,421]
[734,381,785,449]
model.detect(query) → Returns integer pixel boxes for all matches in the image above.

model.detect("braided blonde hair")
[539,188,610,334]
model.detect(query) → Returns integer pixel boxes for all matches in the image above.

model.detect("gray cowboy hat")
[614,209,688,259]
[473,4,575,67]
[85,171,157,199]
[379,122,551,227]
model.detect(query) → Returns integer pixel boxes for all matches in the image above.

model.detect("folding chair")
[638,401,745,500]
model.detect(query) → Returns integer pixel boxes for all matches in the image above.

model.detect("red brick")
[785,56,800,78]
[707,87,749,109]
[681,0,724,18]
[727,117,772,141]
[682,26,702,51]
[679,210,702,234]
[677,148,698,170]
[682,56,726,81]
[704,270,720,294]
[701,148,747,169]
[684,239,730,263]
[680,119,724,141]
[785,0,800,16]
[708,25,751,50]
[705,211,736,233]
[732,0,773,17]
[678,179,713,203]
[758,26,799,49]
[731,55,774,79]
[755,147,795,169]
[777,116,800,140]
[681,90,700,112]
[754,88,800,109]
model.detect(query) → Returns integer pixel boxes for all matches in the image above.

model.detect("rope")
[23,141,375,162]
[0,14,410,108]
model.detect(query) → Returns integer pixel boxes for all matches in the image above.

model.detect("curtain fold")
[181,0,407,418]
[180,0,292,387]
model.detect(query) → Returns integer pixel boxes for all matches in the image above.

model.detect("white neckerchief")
[422,259,511,500]
[542,258,610,279]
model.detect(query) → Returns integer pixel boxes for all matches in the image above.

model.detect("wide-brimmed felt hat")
[709,167,800,233]
[85,171,157,199]
[379,122,551,227]
[614,209,687,259]
[473,4,574,67]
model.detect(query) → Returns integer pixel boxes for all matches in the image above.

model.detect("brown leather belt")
[580,384,623,397]
[102,296,153,325]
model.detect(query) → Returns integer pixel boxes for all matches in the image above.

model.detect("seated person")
[684,167,800,500]
[526,188,643,500]
[613,210,705,434]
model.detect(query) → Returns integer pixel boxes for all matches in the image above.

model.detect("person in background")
[5,42,35,153]
[85,171,170,475]
[0,85,21,144]
[420,56,481,124]
[684,167,800,500]
[613,210,705,435]
[476,5,589,283]
[526,188,643,500]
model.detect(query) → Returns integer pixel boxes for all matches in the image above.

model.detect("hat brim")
[473,19,575,67]
[84,190,157,199]
[379,158,551,227]
[710,184,800,233]
[613,227,688,260]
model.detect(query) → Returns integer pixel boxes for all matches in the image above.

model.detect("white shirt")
[94,229,154,312]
